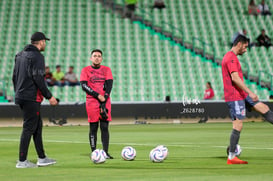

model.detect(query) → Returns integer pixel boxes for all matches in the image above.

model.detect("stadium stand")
[135,0,273,89]
[0,0,271,103]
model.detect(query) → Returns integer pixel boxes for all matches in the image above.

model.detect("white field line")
[0,138,273,150]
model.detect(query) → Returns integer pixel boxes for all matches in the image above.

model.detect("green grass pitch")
[1,122,273,181]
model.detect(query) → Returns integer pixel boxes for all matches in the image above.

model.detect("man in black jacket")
[256,29,272,49]
[13,32,58,168]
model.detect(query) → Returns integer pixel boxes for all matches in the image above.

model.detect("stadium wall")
[1,101,272,120]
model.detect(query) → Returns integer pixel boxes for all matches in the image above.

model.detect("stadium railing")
[134,8,184,45]
[192,37,215,65]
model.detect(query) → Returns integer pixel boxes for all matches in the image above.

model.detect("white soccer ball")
[226,144,242,156]
[156,145,169,159]
[91,149,106,164]
[235,144,242,156]
[149,148,165,163]
[101,149,108,159]
[121,146,136,161]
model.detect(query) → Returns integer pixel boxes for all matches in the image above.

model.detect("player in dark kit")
[13,32,58,168]
[80,49,114,159]
[222,34,273,164]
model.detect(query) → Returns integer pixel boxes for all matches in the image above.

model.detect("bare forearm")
[232,76,252,94]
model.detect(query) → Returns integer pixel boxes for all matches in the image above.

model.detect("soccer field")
[1,122,273,181]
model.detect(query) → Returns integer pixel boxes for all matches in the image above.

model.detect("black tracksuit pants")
[17,100,46,161]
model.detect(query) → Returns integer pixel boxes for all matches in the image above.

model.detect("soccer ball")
[226,144,242,156]
[91,149,106,164]
[101,149,107,159]
[121,146,136,161]
[149,148,165,163]
[156,145,169,159]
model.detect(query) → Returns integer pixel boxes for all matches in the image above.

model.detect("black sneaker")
[106,153,114,159]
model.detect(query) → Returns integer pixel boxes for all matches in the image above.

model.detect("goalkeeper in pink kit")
[80,49,114,159]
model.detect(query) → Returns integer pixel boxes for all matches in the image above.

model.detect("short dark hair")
[207,81,212,89]
[56,65,61,68]
[233,34,249,47]
[91,49,103,56]
[69,66,74,69]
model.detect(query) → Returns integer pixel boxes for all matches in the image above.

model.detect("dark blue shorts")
[226,95,259,121]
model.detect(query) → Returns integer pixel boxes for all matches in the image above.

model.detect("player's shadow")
[214,156,228,160]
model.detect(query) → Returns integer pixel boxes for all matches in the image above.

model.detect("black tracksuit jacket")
[12,44,52,103]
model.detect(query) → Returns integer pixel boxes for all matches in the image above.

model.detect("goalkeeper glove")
[100,102,108,120]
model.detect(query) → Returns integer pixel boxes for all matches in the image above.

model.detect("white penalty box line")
[0,138,273,150]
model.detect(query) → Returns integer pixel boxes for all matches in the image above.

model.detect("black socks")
[229,129,240,152]
[263,110,273,124]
